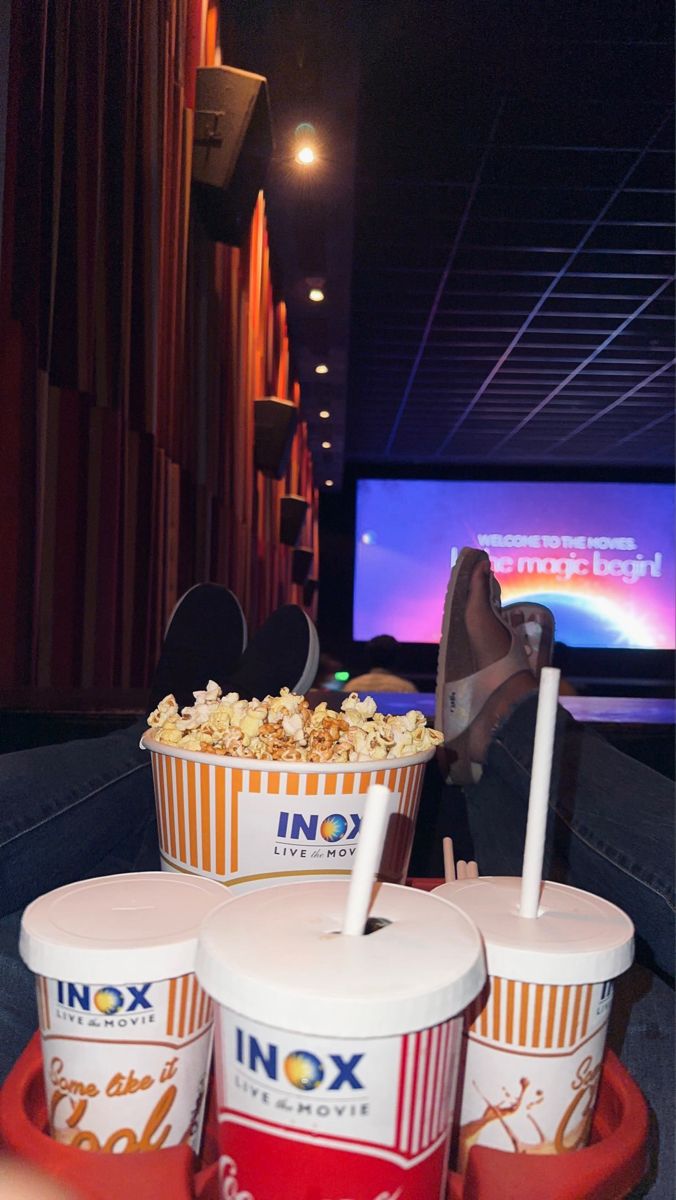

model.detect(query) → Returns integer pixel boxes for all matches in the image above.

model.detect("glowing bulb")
[319,410,330,419]
[308,287,325,302]
[315,363,329,375]
[321,440,332,449]
[325,479,334,487]
[296,145,315,165]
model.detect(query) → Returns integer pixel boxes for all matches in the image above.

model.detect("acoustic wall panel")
[0,0,319,696]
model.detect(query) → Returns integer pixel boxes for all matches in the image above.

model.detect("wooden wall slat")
[0,0,319,696]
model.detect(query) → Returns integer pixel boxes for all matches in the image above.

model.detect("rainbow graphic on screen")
[353,480,675,649]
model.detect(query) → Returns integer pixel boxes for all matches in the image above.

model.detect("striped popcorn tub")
[433,877,634,1170]
[142,734,435,893]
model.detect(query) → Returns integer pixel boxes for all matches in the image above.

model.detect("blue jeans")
[466,694,674,979]
[0,721,159,1081]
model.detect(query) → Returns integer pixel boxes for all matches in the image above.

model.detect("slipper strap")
[441,636,530,741]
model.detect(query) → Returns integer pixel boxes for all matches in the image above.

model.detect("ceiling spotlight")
[325,479,334,487]
[319,410,330,419]
[321,440,332,449]
[315,363,329,375]
[308,287,325,302]
[294,123,317,165]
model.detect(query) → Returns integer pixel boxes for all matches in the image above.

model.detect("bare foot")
[465,561,536,764]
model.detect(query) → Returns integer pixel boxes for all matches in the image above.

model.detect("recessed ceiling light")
[319,410,330,419]
[296,145,315,165]
[308,288,325,302]
[321,440,332,449]
[315,363,329,375]
[325,479,334,487]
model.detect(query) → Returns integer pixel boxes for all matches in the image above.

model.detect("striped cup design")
[456,975,614,1166]
[165,974,213,1040]
[394,1019,464,1161]
[214,1007,464,1196]
[465,976,610,1053]
[147,741,431,893]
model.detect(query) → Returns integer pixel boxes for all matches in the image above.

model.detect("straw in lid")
[433,877,634,985]
[20,872,229,983]
[196,880,486,1038]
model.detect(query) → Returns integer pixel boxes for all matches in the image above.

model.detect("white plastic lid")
[196,880,486,1038]
[432,877,634,985]
[20,872,229,983]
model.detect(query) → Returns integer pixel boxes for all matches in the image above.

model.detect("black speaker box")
[280,495,309,546]
[254,397,298,480]
[192,66,273,246]
[292,547,314,585]
[303,578,318,607]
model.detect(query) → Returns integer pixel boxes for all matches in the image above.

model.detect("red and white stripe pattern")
[466,977,611,1053]
[394,1018,461,1158]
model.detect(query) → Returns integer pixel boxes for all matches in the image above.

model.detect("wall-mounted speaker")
[303,578,318,607]
[192,66,273,246]
[292,547,313,585]
[280,494,309,546]
[254,397,298,480]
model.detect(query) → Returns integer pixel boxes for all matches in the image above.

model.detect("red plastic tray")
[0,879,649,1198]
[0,1032,648,1199]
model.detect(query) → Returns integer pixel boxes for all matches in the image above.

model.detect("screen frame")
[318,461,675,689]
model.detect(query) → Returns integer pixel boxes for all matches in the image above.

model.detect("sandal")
[502,602,555,678]
[435,548,532,785]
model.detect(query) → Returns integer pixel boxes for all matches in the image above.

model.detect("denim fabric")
[0,721,155,917]
[466,694,675,979]
[0,722,160,1082]
[608,966,674,1200]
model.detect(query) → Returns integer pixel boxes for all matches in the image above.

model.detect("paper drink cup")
[20,872,229,1154]
[196,879,486,1200]
[142,733,434,893]
[432,877,634,1168]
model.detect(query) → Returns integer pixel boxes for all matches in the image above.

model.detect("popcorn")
[146,685,443,763]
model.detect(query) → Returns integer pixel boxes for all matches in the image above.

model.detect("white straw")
[341,784,392,936]
[520,666,561,919]
[442,836,456,882]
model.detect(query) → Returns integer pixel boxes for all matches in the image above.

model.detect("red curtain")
[0,0,318,694]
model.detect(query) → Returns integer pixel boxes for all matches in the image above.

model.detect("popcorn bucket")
[141,734,434,893]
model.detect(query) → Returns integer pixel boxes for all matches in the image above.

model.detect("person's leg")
[438,554,674,977]
[0,719,157,918]
[608,964,674,1200]
[467,693,675,977]
[0,737,160,1082]
[1,595,320,932]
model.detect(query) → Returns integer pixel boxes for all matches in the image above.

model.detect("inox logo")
[236,1029,364,1092]
[276,811,361,843]
[56,982,153,1014]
